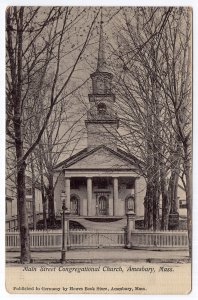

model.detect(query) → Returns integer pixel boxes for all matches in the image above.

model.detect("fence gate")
[69,230,126,248]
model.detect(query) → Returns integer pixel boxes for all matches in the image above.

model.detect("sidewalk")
[6,248,190,264]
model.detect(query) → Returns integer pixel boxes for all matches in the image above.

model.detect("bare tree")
[108,7,174,230]
[107,7,191,243]
[6,6,99,263]
[33,95,87,226]
[154,7,192,254]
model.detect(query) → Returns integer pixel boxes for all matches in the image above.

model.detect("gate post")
[126,210,136,249]
[61,192,70,263]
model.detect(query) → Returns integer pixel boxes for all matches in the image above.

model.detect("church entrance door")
[98,195,108,216]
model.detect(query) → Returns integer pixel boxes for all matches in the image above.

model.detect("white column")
[87,178,92,216]
[65,178,70,212]
[108,194,113,216]
[113,177,119,216]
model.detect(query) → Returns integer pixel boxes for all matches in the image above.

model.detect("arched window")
[125,195,135,213]
[98,102,107,114]
[70,194,80,215]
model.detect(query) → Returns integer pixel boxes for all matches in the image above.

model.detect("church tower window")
[98,102,106,114]
[96,80,105,94]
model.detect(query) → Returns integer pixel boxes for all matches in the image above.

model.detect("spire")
[96,9,107,72]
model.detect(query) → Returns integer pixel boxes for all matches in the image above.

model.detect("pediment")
[64,147,135,170]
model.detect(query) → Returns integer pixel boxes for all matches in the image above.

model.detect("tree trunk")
[144,97,154,230]
[160,168,170,230]
[168,142,181,229]
[32,182,36,230]
[17,201,20,230]
[144,188,149,228]
[153,169,160,230]
[42,194,48,229]
[47,173,55,226]
[161,189,169,230]
[17,162,31,263]
[151,42,160,231]
[40,177,47,230]
[169,170,179,214]
[38,149,48,229]
[170,142,181,214]
[30,157,36,230]
[144,182,154,229]
[15,132,31,262]
[168,171,179,230]
[7,7,31,263]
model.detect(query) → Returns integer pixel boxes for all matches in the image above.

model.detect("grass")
[84,218,123,222]
[31,219,86,230]
[135,219,187,230]
[33,217,187,231]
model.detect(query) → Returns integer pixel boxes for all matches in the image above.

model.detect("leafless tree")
[33,94,87,226]
[107,7,191,251]
[6,6,99,263]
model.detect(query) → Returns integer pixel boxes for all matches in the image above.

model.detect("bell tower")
[85,12,119,151]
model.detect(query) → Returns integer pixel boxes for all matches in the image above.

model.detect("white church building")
[54,20,146,220]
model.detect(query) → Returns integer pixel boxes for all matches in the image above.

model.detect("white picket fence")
[6,230,62,250]
[5,230,126,250]
[5,229,188,251]
[131,230,188,250]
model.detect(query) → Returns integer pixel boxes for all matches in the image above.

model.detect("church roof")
[54,145,144,171]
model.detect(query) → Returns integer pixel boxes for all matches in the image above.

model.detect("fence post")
[126,210,136,249]
[65,211,70,250]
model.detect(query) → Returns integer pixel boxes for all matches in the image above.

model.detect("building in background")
[177,184,187,217]
[6,175,43,231]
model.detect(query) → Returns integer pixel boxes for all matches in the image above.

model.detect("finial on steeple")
[96,8,107,72]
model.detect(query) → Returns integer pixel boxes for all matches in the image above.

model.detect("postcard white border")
[1,1,198,299]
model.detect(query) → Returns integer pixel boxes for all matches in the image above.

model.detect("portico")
[55,163,143,217]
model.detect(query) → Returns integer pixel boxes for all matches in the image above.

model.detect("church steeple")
[85,10,119,151]
[90,11,113,95]
[96,10,107,72]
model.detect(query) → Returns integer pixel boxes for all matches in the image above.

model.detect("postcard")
[5,6,192,294]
